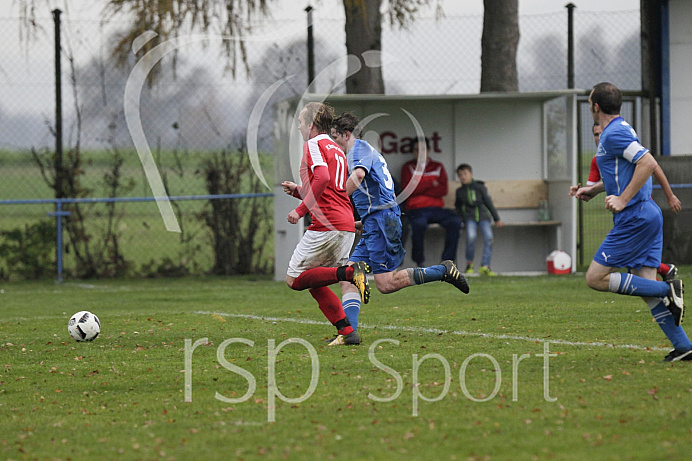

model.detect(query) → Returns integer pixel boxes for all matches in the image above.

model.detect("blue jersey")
[596,117,652,208]
[348,139,398,219]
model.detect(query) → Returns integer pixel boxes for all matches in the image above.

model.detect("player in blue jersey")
[329,112,469,342]
[575,82,689,361]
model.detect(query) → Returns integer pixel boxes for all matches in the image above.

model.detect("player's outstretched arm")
[653,166,682,213]
[282,181,301,198]
[575,181,604,202]
[569,183,581,198]
[293,166,330,219]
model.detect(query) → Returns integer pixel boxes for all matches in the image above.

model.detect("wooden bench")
[401,179,563,272]
[442,179,561,226]
[402,179,562,272]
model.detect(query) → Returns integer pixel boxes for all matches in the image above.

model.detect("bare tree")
[18,0,440,94]
[480,0,519,92]
[343,0,384,93]
[104,0,273,77]
[344,0,441,94]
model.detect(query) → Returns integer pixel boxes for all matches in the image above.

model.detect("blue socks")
[609,273,691,351]
[647,298,692,351]
[344,264,448,331]
[342,292,361,331]
[609,272,670,298]
[406,264,446,285]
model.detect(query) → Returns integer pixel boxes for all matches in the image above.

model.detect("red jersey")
[400,159,449,211]
[298,134,354,232]
[587,156,601,185]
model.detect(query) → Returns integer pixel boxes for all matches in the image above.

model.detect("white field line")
[195,311,669,352]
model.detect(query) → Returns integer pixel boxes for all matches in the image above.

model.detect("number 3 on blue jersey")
[378,153,394,191]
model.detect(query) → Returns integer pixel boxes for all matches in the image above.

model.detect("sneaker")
[479,266,497,277]
[351,261,372,304]
[323,334,339,344]
[663,279,685,326]
[662,348,692,362]
[328,331,361,346]
[465,263,474,274]
[442,260,470,294]
[663,264,678,282]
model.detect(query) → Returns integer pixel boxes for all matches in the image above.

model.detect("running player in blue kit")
[575,82,689,361]
[328,112,469,344]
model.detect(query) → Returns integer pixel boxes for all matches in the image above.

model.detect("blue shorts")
[350,209,406,274]
[593,199,662,270]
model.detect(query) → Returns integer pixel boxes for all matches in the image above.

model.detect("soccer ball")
[67,311,101,342]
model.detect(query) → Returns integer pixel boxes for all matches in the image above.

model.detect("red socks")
[291,266,354,291]
[309,287,353,335]
[293,267,355,335]
[658,263,670,277]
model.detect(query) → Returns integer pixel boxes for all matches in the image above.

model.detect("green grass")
[578,198,612,267]
[0,202,219,277]
[0,149,274,277]
[0,148,274,201]
[2,274,691,460]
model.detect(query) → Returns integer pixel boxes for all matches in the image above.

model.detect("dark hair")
[592,122,600,135]
[302,102,334,134]
[591,82,622,115]
[413,137,430,149]
[332,112,361,138]
[456,163,472,173]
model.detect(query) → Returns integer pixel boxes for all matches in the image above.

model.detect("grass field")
[2,273,691,460]
[0,149,275,277]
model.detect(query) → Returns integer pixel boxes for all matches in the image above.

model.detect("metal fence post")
[52,9,64,200]
[48,201,71,283]
[305,5,315,92]
[566,3,575,89]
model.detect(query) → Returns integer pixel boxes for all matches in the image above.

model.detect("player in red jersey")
[570,122,680,281]
[281,102,370,346]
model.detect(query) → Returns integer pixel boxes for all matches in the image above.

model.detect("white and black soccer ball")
[67,311,101,342]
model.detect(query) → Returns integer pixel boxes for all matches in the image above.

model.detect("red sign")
[378,131,442,154]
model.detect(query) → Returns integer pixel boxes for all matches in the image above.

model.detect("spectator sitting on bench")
[400,136,461,267]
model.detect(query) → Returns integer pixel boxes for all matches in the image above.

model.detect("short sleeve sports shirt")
[596,117,652,209]
[348,139,399,219]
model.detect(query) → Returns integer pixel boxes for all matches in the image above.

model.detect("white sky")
[1,0,640,21]
[0,0,640,122]
[0,0,641,149]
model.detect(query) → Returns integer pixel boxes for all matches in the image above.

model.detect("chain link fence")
[0,6,642,279]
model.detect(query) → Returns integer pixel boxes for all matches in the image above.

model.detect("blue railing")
[654,184,692,189]
[0,193,274,281]
[2,185,689,281]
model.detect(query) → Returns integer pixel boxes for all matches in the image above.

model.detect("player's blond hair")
[301,102,334,134]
